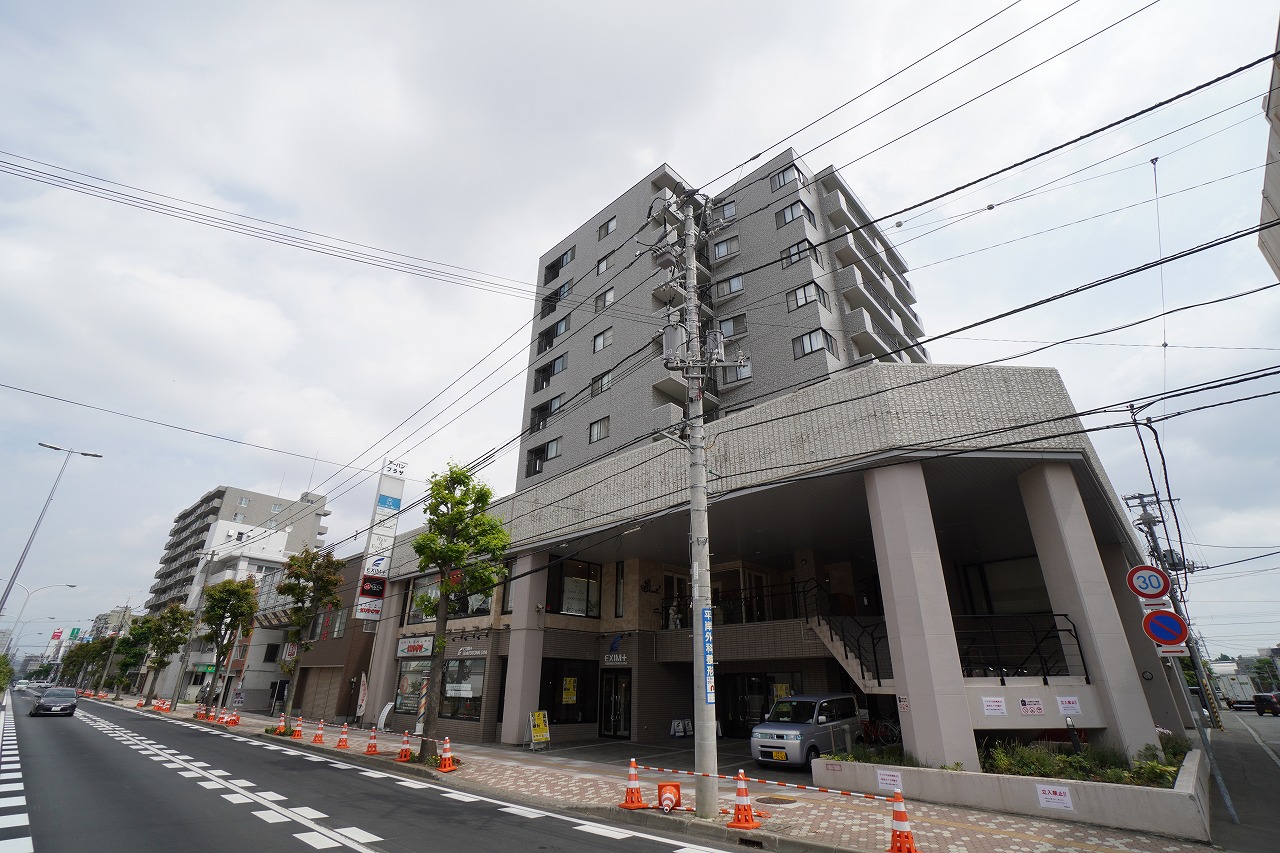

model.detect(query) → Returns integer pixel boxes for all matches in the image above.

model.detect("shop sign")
[355,466,406,620]
[529,710,550,745]
[455,646,488,657]
[561,677,577,704]
[397,637,433,657]
[603,652,628,665]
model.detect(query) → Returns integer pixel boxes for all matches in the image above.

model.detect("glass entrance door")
[600,669,631,738]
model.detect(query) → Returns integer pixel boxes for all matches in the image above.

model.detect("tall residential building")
[517,150,928,488]
[145,486,330,614]
[90,605,134,638]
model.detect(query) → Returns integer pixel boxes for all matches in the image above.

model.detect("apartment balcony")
[823,190,859,232]
[834,266,925,340]
[652,402,684,438]
[650,188,681,228]
[845,307,900,362]
[652,369,718,410]
[829,227,861,267]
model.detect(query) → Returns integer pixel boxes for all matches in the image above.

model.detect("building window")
[265,519,278,529]
[440,659,485,720]
[787,282,830,311]
[330,607,347,639]
[539,659,599,724]
[546,556,602,617]
[363,618,377,632]
[263,643,281,663]
[781,239,822,269]
[533,354,566,392]
[598,216,617,240]
[232,512,246,523]
[775,200,815,228]
[593,327,613,352]
[713,235,740,260]
[717,200,736,221]
[590,370,613,396]
[723,362,753,383]
[718,314,746,338]
[500,558,515,614]
[271,503,283,513]
[237,497,250,507]
[394,659,430,713]
[530,395,563,433]
[589,417,610,443]
[544,246,575,283]
[770,164,807,191]
[597,253,615,275]
[594,288,614,313]
[793,328,839,359]
[614,561,625,618]
[536,316,571,354]
[526,438,561,477]
[716,275,744,298]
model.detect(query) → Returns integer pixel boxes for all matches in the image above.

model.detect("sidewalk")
[120,701,1222,853]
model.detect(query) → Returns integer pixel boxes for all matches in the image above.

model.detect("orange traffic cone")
[136,697,145,709]
[658,782,681,813]
[217,707,228,724]
[726,769,761,830]
[291,717,304,739]
[394,731,413,762]
[312,720,326,744]
[335,724,350,749]
[229,712,240,727]
[618,758,650,810]
[195,704,204,719]
[365,728,379,755]
[438,737,456,772]
[886,790,920,853]
[275,713,286,735]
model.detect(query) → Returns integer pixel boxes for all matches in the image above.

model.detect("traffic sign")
[1127,564,1171,600]
[1142,609,1189,646]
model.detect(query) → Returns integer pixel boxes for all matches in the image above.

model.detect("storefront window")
[545,557,601,617]
[407,575,492,624]
[539,659,599,724]
[395,659,430,713]
[440,660,485,720]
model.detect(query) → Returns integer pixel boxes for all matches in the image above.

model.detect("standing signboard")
[354,460,407,621]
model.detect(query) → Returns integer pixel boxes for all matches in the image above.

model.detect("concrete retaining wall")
[810,749,1211,841]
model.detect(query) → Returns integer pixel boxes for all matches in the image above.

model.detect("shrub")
[977,740,1180,788]
[829,742,925,768]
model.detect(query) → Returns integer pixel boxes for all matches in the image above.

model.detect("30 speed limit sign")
[1126,564,1171,600]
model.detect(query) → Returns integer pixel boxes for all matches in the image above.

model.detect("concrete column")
[1018,463,1159,755]
[500,552,548,744]
[363,577,409,728]
[866,462,980,770]
[1099,544,1189,732]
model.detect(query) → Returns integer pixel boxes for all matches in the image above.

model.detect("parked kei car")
[28,687,78,717]
[751,694,861,768]
[1253,692,1280,716]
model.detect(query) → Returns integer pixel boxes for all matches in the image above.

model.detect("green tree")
[198,578,258,707]
[275,547,345,728]
[412,463,510,759]
[60,638,112,685]
[0,653,14,688]
[141,605,196,705]
[114,616,157,695]
[1253,656,1279,691]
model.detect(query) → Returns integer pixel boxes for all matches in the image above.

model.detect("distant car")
[751,694,862,768]
[1254,693,1280,716]
[12,680,29,692]
[1229,696,1256,712]
[29,687,78,717]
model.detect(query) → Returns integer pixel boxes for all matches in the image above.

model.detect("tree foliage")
[61,637,113,684]
[143,605,196,703]
[411,463,509,756]
[0,653,12,688]
[275,547,345,724]
[198,578,258,705]
[1253,656,1279,691]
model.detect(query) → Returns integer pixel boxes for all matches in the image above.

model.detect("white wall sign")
[982,697,1007,716]
[1036,784,1074,811]
[876,768,903,791]
[1019,698,1045,716]
[1057,696,1081,716]
[897,695,910,713]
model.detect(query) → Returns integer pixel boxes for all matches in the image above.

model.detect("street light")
[0,581,78,655]
[1,442,100,619]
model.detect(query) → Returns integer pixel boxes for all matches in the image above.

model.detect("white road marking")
[499,806,547,818]
[294,832,342,849]
[442,792,481,802]
[336,828,382,842]
[197,781,225,789]
[0,815,30,829]
[253,810,291,823]
[574,824,633,839]
[258,791,288,801]
[228,779,255,787]
[222,794,253,804]
[290,807,328,819]
[0,797,24,809]
[0,836,34,852]
[0,784,21,794]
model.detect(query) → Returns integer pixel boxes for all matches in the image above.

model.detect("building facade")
[1259,24,1280,278]
[518,150,927,490]
[90,605,133,639]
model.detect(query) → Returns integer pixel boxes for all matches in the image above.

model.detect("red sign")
[51,628,64,640]
[1142,609,1189,646]
[1126,565,1171,599]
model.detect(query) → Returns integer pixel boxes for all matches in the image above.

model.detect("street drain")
[756,796,795,805]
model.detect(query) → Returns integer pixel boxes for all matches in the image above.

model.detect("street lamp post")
[0,581,79,656]
[1,442,100,618]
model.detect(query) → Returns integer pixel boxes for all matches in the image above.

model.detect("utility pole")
[1125,492,1238,824]
[659,191,726,819]
[169,551,215,711]
[93,599,129,696]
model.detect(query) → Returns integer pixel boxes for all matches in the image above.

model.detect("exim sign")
[354,460,407,621]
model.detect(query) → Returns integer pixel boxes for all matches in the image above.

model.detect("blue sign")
[377,494,401,511]
[1142,610,1188,646]
[702,607,716,705]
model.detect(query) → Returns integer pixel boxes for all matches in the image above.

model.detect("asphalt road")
[6,692,736,853]
[1209,708,1280,853]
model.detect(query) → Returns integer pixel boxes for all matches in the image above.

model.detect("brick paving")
[140,702,1220,853]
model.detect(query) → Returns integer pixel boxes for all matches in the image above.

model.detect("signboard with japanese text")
[701,607,715,705]
[1057,696,1081,716]
[354,464,406,621]
[529,711,550,745]
[1019,698,1045,716]
[1036,784,1074,810]
[982,697,1007,716]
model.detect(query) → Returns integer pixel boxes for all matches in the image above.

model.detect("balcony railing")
[952,613,1090,685]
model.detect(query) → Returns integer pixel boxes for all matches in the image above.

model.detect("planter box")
[811,749,1210,841]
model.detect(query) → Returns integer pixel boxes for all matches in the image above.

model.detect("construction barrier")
[365,728,379,755]
[394,732,413,762]
[291,717,303,740]
[335,724,349,749]
[312,720,326,744]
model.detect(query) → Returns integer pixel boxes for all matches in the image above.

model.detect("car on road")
[28,687,78,717]
[12,680,29,692]
[751,693,862,768]
[1253,692,1280,716]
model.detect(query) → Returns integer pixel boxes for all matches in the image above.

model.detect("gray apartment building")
[518,149,927,489]
[144,485,330,700]
[357,158,1187,770]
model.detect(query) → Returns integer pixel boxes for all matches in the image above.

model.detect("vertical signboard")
[354,460,407,621]
[701,607,715,704]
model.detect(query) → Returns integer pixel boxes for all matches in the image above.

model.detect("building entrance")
[600,669,631,738]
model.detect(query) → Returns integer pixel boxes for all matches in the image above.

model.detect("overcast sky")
[1,0,1277,662]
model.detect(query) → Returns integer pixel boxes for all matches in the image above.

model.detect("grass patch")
[828,742,926,768]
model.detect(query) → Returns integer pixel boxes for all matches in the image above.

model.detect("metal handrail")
[951,613,1090,685]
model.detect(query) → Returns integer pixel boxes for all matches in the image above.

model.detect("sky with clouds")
[1,0,1277,663]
